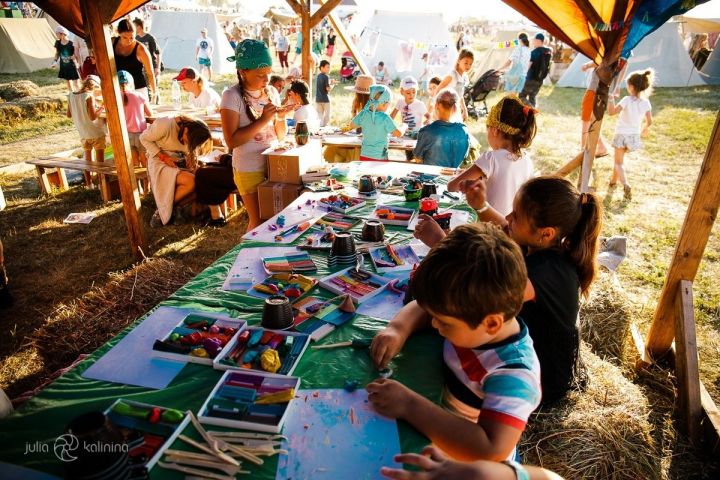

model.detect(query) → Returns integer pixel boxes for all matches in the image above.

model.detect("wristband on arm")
[502,460,531,480]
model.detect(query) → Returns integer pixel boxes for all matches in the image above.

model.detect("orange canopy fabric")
[502,0,637,67]
[34,0,150,37]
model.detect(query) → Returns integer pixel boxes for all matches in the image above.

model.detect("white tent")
[355,10,456,81]
[701,47,720,84]
[0,18,57,73]
[149,10,235,75]
[557,22,706,88]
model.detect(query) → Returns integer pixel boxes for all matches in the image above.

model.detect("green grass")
[0,114,73,144]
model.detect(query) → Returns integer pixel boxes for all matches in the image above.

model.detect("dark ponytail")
[517,176,602,298]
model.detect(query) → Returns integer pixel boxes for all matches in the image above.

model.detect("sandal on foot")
[623,185,632,200]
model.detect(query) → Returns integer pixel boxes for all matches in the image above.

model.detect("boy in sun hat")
[196,27,215,81]
[391,76,428,133]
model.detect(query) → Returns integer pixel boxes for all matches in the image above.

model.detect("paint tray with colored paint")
[319,194,367,214]
[152,313,246,366]
[248,272,318,300]
[369,244,421,273]
[104,399,190,471]
[291,296,356,341]
[261,251,317,273]
[213,326,310,376]
[319,267,391,303]
[198,370,300,433]
[315,211,361,231]
[369,205,417,227]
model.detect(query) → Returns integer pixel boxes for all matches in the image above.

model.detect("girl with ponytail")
[606,69,654,201]
[413,174,602,404]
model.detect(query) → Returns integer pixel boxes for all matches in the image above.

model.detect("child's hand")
[381,446,500,480]
[366,379,414,419]
[260,103,279,122]
[370,325,407,368]
[414,214,446,248]
[158,152,176,167]
[463,178,488,211]
[641,126,650,138]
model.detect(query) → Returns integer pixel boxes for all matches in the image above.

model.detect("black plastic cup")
[262,295,294,330]
[421,182,437,198]
[331,232,356,256]
[358,175,377,194]
[361,220,385,242]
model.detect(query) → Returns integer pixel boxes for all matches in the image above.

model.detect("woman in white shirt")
[174,67,221,111]
[286,80,320,132]
[499,33,531,94]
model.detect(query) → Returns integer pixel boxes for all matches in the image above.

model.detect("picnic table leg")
[35,165,52,194]
[98,174,112,202]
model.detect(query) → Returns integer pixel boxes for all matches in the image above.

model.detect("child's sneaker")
[623,184,632,201]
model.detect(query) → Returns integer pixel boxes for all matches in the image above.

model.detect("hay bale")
[0,96,66,123]
[580,271,632,360]
[30,258,196,371]
[0,81,40,101]
[520,346,660,480]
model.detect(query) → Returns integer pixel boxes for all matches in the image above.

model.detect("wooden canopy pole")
[319,0,369,75]
[301,0,312,90]
[309,0,342,28]
[80,0,146,260]
[646,111,720,358]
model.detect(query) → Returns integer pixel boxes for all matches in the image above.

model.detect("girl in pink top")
[119,70,152,169]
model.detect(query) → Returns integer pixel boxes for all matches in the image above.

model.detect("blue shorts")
[199,57,212,67]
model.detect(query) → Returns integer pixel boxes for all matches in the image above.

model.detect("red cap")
[173,67,198,81]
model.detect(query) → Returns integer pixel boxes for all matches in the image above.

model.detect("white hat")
[55,26,69,36]
[400,76,418,90]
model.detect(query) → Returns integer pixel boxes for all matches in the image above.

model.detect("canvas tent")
[557,22,706,88]
[701,47,720,84]
[0,18,57,73]
[355,10,455,81]
[149,10,235,75]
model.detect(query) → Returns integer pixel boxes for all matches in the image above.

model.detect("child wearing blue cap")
[345,85,406,161]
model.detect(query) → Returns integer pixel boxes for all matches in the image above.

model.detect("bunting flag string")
[495,39,520,49]
[594,21,624,32]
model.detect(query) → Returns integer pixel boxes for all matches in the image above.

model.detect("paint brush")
[311,338,372,350]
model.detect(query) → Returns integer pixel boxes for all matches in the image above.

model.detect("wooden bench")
[26,151,147,202]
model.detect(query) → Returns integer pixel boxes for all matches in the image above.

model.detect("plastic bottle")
[171,80,181,109]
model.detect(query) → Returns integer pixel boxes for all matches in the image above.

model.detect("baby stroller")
[465,69,503,120]
[340,52,359,83]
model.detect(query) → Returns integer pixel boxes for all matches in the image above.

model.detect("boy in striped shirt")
[368,223,541,461]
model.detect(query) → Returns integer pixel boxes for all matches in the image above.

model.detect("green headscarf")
[227,39,273,70]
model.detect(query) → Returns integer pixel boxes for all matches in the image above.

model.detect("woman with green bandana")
[221,39,288,230]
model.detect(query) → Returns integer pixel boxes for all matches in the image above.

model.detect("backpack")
[535,47,552,81]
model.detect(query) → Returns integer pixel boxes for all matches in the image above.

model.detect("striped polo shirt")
[443,320,542,430]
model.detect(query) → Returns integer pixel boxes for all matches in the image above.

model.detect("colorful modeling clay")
[260,349,281,373]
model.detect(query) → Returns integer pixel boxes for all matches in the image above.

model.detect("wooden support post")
[646,112,720,358]
[579,117,602,191]
[674,280,702,446]
[555,151,583,177]
[700,382,720,454]
[80,0,146,259]
[320,0,369,75]
[309,0,342,28]
[285,0,303,17]
[301,0,312,92]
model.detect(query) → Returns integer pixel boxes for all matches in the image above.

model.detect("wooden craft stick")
[188,410,238,465]
[207,431,287,441]
[163,455,241,476]
[219,440,265,465]
[177,435,239,467]
[157,461,246,480]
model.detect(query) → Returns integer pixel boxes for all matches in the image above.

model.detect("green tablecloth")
[0,163,474,479]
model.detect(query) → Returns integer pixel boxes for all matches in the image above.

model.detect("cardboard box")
[265,139,323,184]
[257,181,303,220]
